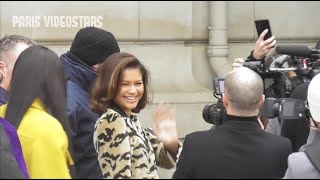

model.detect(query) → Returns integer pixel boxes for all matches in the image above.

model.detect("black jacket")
[173,115,292,179]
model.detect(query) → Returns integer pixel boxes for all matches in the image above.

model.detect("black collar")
[226,114,258,122]
[66,51,89,67]
[221,114,261,131]
[109,102,131,118]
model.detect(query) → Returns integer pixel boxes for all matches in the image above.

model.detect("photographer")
[233,29,280,128]
[202,30,276,127]
[233,30,302,99]
[232,31,310,152]
[173,67,292,179]
[284,73,320,179]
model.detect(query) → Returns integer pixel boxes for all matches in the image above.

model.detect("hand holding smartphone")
[255,19,273,41]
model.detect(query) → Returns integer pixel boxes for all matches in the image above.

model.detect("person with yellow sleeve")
[0,45,74,178]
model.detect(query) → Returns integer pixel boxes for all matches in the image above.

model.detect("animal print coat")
[93,106,177,179]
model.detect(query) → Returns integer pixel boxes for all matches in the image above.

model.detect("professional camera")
[203,44,319,124]
[246,45,319,122]
[202,78,226,125]
[243,60,265,75]
[262,98,308,120]
[243,45,320,99]
[273,45,319,97]
[273,46,320,75]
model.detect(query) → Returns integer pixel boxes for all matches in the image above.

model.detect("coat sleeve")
[94,115,132,178]
[143,128,182,169]
[66,96,79,138]
[283,152,320,179]
[172,134,193,179]
[30,131,73,178]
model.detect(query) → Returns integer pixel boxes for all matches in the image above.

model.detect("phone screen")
[255,19,272,40]
[218,80,224,94]
[214,78,224,95]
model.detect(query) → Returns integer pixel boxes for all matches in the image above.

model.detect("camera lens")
[202,104,212,124]
[202,103,224,125]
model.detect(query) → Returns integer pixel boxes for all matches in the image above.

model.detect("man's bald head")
[224,67,264,113]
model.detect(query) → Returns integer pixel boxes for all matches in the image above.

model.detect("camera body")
[262,98,307,120]
[243,61,265,75]
[244,46,320,99]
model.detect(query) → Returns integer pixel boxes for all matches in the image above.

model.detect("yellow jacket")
[0,98,73,178]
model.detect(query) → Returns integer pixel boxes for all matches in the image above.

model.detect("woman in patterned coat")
[91,52,180,179]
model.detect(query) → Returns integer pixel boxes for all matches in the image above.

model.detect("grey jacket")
[284,128,320,179]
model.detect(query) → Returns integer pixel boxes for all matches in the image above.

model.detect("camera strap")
[305,143,320,173]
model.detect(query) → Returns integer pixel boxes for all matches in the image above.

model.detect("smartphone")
[255,19,272,40]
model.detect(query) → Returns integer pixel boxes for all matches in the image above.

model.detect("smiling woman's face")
[114,67,144,116]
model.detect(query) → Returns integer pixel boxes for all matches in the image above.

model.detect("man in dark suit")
[173,67,292,179]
